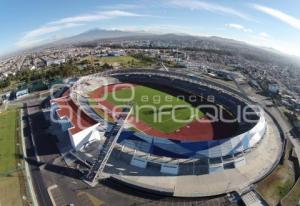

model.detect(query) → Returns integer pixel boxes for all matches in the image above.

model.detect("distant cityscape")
[1,32,300,101]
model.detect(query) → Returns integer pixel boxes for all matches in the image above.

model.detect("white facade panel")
[130,156,148,168]
[161,164,179,175]
[71,123,101,150]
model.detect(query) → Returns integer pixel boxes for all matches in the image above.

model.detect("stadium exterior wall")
[50,101,104,150]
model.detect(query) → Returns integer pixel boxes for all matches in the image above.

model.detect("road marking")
[47,185,58,206]
[48,184,67,206]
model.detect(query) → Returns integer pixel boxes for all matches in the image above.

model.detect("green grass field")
[83,55,154,68]
[257,163,294,205]
[99,56,137,64]
[99,56,154,68]
[256,141,295,205]
[0,108,18,172]
[282,178,300,206]
[0,107,23,206]
[105,85,204,133]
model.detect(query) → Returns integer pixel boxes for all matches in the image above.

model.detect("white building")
[16,88,29,99]
[51,93,106,150]
[268,82,279,94]
[46,58,66,66]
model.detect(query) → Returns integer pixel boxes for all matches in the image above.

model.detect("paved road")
[23,98,86,206]
[23,100,54,206]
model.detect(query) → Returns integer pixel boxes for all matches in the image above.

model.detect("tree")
[0,78,10,88]
[102,63,113,70]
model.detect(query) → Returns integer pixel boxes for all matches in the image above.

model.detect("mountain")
[53,29,146,45]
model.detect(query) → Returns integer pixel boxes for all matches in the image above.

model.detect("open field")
[84,56,153,68]
[105,85,204,133]
[0,107,24,206]
[256,141,295,205]
[99,56,137,64]
[83,55,153,68]
[281,178,300,206]
[256,163,294,205]
[0,174,23,206]
[0,108,19,172]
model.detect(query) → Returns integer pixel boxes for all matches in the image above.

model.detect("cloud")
[246,33,300,56]
[259,32,270,38]
[49,10,142,25]
[23,23,83,39]
[225,23,252,32]
[170,0,251,20]
[99,3,143,10]
[253,4,300,30]
[107,24,208,36]
[16,37,48,48]
[16,23,82,48]
[16,10,142,48]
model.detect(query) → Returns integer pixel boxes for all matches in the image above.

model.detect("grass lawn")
[0,107,23,206]
[282,178,300,206]
[83,55,153,68]
[256,141,295,205]
[0,175,23,206]
[100,56,154,68]
[0,108,18,172]
[99,56,137,64]
[105,85,204,133]
[256,163,294,205]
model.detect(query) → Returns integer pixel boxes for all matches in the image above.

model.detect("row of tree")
[0,62,113,90]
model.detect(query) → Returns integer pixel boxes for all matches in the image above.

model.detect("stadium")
[50,69,281,197]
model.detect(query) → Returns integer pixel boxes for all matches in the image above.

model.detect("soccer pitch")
[105,85,204,133]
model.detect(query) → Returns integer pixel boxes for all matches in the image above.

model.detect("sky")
[1,0,300,57]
